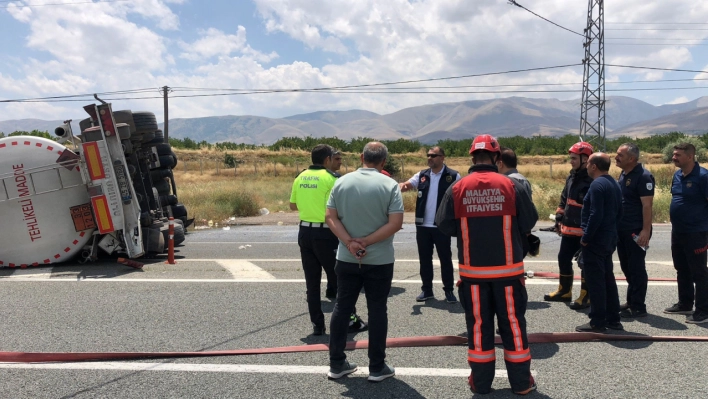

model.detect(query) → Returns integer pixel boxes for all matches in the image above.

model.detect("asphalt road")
[0,223,705,399]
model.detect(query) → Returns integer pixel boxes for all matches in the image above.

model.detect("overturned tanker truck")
[0,101,190,267]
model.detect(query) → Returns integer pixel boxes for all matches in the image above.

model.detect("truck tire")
[153,178,170,195]
[142,226,165,254]
[154,143,172,156]
[150,168,172,181]
[112,110,136,133]
[151,154,175,170]
[154,129,164,141]
[171,203,188,218]
[132,112,158,133]
[121,139,133,155]
[174,223,186,246]
[140,131,156,143]
[159,194,178,206]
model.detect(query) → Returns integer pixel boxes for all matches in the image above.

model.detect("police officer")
[436,134,538,395]
[615,143,654,318]
[290,144,366,335]
[544,142,594,309]
[330,150,343,177]
[400,146,461,303]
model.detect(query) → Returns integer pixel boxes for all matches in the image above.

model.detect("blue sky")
[1,0,708,123]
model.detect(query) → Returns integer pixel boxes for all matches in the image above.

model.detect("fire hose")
[1,332,706,363]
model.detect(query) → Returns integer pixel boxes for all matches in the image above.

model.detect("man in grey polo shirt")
[325,141,404,383]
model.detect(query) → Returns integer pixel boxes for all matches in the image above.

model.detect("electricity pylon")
[579,0,606,150]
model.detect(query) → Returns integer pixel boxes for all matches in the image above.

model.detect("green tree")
[661,136,708,163]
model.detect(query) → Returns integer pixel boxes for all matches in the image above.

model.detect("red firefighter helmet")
[568,142,594,157]
[469,134,501,155]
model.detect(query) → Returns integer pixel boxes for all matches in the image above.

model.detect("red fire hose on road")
[1,332,706,363]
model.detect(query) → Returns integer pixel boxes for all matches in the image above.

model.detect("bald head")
[587,152,611,178]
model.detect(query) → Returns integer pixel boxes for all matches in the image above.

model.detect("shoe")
[664,303,693,315]
[685,312,708,324]
[312,323,326,336]
[619,302,629,311]
[607,321,624,331]
[575,322,606,333]
[444,290,458,303]
[543,274,573,302]
[468,372,492,394]
[416,291,434,302]
[328,361,358,379]
[348,314,369,333]
[569,279,590,310]
[513,376,537,395]
[325,288,337,299]
[620,308,648,318]
[368,364,395,382]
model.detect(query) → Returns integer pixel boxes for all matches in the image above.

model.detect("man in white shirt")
[400,146,461,303]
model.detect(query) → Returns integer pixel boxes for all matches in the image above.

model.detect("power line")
[606,28,708,31]
[606,64,708,74]
[507,0,584,37]
[606,22,708,25]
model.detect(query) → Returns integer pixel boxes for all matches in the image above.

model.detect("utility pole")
[579,0,606,150]
[161,86,172,144]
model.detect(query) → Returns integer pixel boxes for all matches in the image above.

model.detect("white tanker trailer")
[0,101,188,267]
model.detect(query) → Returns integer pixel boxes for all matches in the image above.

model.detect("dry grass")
[174,149,678,223]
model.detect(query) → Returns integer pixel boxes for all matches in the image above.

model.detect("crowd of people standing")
[288,137,708,394]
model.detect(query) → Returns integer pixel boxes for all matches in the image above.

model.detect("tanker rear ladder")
[0,159,83,203]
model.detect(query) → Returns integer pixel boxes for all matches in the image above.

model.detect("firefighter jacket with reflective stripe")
[436,164,539,283]
[414,165,459,225]
[556,168,593,237]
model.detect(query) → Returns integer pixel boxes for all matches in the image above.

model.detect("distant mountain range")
[2,96,708,145]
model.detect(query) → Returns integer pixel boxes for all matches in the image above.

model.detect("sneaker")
[325,288,337,299]
[685,312,708,324]
[620,308,648,318]
[368,364,395,382]
[348,314,369,333]
[575,322,606,333]
[619,302,629,311]
[607,321,624,331]
[444,290,458,303]
[513,376,537,395]
[664,303,693,315]
[312,323,326,336]
[328,361,357,379]
[416,291,434,302]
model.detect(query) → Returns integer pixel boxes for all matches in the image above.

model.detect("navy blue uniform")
[581,175,623,328]
[617,163,654,313]
[670,162,708,315]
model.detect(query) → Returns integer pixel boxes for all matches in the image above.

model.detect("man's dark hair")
[499,147,518,168]
[363,142,388,165]
[429,146,445,156]
[332,150,341,157]
[589,155,611,172]
[472,150,498,165]
[311,144,333,165]
[621,143,640,159]
[674,142,696,156]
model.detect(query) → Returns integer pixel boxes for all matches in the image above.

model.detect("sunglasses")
[427,154,441,158]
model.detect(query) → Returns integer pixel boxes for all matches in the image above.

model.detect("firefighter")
[436,134,539,395]
[544,141,594,310]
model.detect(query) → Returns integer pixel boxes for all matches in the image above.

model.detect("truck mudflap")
[0,136,94,267]
[82,103,144,259]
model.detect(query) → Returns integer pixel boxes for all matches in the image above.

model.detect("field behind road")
[0,222,706,398]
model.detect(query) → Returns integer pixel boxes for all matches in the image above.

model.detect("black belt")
[300,221,329,229]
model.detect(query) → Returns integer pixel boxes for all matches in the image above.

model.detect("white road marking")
[2,268,54,278]
[216,260,275,280]
[0,362,535,379]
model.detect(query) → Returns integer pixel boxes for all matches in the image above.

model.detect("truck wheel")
[153,178,170,195]
[151,154,176,170]
[154,143,172,156]
[171,150,179,168]
[112,110,136,133]
[171,203,188,218]
[150,168,172,181]
[174,223,186,246]
[142,226,165,254]
[132,111,158,133]
[159,194,178,206]
[140,131,156,143]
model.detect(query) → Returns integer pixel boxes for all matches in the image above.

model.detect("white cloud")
[3,0,708,122]
[665,96,690,105]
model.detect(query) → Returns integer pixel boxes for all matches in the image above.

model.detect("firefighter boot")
[569,279,590,310]
[543,274,573,302]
